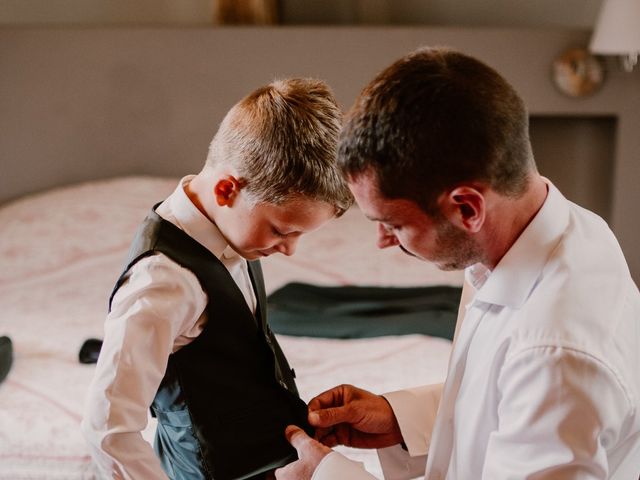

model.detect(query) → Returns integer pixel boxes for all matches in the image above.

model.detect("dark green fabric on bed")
[267,283,462,341]
[0,336,13,384]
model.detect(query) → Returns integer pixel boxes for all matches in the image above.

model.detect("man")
[275,47,640,479]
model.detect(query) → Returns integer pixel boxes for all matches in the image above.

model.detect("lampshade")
[590,0,640,71]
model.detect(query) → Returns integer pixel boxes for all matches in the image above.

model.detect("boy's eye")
[272,227,286,238]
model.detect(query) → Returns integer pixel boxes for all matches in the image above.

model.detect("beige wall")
[0,0,213,25]
[1,27,638,282]
[0,0,603,27]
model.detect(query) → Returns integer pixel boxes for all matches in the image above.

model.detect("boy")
[81,78,353,480]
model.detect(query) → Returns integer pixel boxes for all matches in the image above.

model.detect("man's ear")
[439,186,486,233]
[214,176,242,207]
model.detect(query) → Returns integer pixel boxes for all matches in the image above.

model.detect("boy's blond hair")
[207,78,353,215]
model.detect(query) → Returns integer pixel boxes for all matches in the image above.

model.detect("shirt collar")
[468,179,570,309]
[164,175,231,260]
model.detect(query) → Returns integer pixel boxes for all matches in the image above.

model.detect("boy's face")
[218,195,336,260]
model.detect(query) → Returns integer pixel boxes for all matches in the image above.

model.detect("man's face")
[349,171,482,271]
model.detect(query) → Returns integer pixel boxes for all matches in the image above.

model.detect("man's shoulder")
[542,200,629,291]
[510,211,637,361]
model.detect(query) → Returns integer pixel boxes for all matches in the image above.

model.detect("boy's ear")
[439,186,485,233]
[214,176,242,207]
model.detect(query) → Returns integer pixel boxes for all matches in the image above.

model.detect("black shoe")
[0,336,13,384]
[78,338,103,364]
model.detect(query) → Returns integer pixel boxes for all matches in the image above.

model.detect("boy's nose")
[376,223,400,249]
[276,236,299,256]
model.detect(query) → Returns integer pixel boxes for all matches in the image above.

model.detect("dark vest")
[109,207,312,480]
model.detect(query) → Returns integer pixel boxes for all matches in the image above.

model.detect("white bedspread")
[0,177,460,479]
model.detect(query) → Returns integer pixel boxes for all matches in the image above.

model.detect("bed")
[0,176,463,479]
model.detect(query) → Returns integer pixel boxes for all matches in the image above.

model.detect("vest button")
[278,379,288,390]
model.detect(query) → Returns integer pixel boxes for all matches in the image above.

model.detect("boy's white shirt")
[81,176,257,480]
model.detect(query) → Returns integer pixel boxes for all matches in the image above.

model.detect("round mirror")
[552,47,605,97]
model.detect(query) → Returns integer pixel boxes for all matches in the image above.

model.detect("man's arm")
[482,346,630,479]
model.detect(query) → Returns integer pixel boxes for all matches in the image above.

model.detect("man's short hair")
[207,78,353,215]
[338,47,536,215]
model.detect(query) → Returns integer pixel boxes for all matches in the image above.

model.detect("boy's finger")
[285,425,311,452]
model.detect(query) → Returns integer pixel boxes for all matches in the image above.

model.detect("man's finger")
[307,384,350,411]
[308,405,353,428]
[315,430,338,448]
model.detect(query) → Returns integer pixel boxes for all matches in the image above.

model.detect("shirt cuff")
[377,444,427,480]
[312,451,374,480]
[382,384,442,457]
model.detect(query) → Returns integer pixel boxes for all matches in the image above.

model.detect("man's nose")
[276,236,299,256]
[376,223,399,249]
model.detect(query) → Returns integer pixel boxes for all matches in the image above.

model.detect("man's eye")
[272,227,286,237]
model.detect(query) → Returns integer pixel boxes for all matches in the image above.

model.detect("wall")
[530,116,616,221]
[0,27,638,282]
[0,0,604,27]
[280,0,603,27]
[0,0,213,25]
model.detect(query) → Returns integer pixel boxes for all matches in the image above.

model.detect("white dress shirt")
[313,181,640,480]
[81,176,257,480]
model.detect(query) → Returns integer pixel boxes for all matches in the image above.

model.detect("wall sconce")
[589,0,640,72]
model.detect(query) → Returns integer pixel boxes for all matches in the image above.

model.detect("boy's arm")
[81,254,207,479]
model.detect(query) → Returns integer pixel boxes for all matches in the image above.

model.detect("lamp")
[590,0,640,72]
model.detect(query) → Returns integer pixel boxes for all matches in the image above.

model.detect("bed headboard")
[1,26,639,283]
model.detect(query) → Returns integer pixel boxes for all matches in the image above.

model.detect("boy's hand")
[308,384,404,449]
[274,425,331,480]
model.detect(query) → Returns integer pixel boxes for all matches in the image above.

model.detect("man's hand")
[274,425,332,480]
[308,384,403,449]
